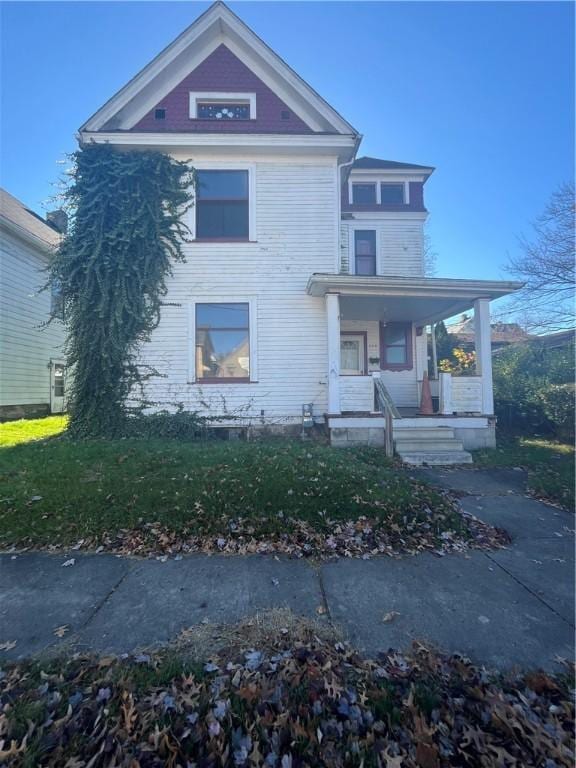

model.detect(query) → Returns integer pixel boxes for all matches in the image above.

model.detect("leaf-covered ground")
[474,435,574,511]
[1,616,573,767]
[0,437,506,558]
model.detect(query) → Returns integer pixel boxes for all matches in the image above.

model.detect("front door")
[50,361,66,413]
[340,334,366,375]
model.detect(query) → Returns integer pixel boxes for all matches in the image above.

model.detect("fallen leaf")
[0,640,17,651]
[53,625,69,638]
[382,611,400,623]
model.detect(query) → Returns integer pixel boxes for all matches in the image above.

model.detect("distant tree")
[434,321,456,361]
[506,182,575,332]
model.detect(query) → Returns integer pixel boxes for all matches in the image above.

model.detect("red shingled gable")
[132,44,314,133]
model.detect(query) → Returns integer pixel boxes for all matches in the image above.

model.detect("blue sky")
[1,1,573,282]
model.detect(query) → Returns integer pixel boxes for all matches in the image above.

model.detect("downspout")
[336,134,362,273]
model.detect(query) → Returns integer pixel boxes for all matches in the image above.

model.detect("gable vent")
[154,108,166,120]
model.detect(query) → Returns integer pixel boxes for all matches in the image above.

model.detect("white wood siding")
[0,230,65,407]
[340,319,426,409]
[340,376,374,411]
[341,218,424,276]
[140,158,337,423]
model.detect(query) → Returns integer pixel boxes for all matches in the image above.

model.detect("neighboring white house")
[0,189,66,420]
[77,1,522,462]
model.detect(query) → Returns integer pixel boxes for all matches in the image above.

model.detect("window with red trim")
[196,170,249,240]
[380,323,413,370]
[196,303,250,381]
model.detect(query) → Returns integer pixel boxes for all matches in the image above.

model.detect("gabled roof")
[352,156,434,173]
[80,1,358,136]
[0,188,60,251]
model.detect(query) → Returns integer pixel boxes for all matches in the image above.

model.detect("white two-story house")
[78,1,521,463]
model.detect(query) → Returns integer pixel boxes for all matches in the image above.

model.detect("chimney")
[46,210,68,234]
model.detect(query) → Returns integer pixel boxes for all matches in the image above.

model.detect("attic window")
[154,108,166,120]
[190,92,256,120]
[198,103,250,120]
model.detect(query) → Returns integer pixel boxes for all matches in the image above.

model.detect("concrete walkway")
[1,469,573,670]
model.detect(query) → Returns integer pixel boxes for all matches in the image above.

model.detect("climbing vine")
[49,143,194,437]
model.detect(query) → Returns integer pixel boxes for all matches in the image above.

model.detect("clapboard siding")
[340,319,421,408]
[0,231,65,407]
[341,219,424,276]
[140,160,337,422]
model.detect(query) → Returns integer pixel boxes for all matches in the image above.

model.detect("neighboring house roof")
[0,188,61,252]
[352,156,435,173]
[527,329,575,349]
[447,314,530,345]
[80,1,359,137]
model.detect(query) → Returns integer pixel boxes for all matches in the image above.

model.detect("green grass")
[474,435,574,510]
[0,419,463,552]
[0,415,68,446]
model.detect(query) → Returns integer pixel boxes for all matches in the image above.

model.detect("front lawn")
[2,617,573,767]
[474,435,574,510]
[0,415,68,447]
[0,427,502,557]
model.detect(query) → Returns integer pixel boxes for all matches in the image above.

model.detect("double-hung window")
[380,323,413,370]
[354,230,377,275]
[380,182,405,205]
[196,170,249,240]
[195,302,250,381]
[351,183,376,205]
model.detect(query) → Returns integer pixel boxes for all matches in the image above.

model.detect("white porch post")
[326,293,341,414]
[474,297,494,415]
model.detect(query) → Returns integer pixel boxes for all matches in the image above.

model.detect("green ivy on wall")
[49,143,194,437]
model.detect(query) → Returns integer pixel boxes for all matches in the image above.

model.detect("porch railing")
[439,372,483,414]
[373,374,400,457]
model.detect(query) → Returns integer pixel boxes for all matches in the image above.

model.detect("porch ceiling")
[307,274,523,326]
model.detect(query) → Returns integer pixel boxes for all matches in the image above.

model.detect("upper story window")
[380,182,405,204]
[354,230,376,275]
[190,92,256,120]
[380,322,413,371]
[351,183,376,205]
[195,302,250,381]
[196,170,249,240]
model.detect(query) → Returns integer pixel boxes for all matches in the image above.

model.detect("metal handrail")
[373,377,400,457]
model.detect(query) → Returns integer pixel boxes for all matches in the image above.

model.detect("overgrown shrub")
[537,383,575,441]
[49,144,194,438]
[493,342,574,438]
[120,408,210,440]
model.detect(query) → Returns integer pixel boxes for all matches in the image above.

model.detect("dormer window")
[351,183,376,205]
[190,92,256,120]
[380,182,405,204]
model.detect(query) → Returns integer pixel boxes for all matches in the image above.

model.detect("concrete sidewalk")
[1,469,574,670]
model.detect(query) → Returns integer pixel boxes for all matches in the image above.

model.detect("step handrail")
[373,377,401,419]
[373,377,400,457]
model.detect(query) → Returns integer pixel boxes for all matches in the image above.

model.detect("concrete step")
[393,427,456,440]
[397,450,473,466]
[394,438,465,452]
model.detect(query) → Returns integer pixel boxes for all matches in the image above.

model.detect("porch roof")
[306,274,523,325]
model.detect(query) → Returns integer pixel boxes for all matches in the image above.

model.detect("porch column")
[474,298,494,415]
[326,293,341,414]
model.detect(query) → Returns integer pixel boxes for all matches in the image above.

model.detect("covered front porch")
[307,274,522,458]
